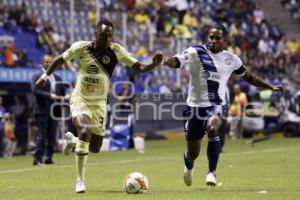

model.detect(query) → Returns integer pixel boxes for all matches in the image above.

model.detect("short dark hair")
[96,19,114,30]
[208,24,227,37]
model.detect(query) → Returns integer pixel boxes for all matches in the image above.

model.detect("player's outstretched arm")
[35,55,66,89]
[132,52,163,74]
[241,70,285,95]
[163,57,180,68]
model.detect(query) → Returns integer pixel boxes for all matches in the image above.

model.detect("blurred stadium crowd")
[0,0,299,157]
[1,0,300,93]
[281,0,300,19]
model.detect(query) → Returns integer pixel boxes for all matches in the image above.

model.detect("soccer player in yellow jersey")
[35,19,163,193]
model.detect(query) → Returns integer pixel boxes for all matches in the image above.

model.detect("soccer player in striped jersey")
[35,19,163,193]
[163,24,284,187]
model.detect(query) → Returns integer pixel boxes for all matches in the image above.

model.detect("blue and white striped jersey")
[174,44,246,107]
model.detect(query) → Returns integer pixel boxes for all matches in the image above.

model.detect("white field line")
[0,148,285,174]
[0,159,140,174]
[223,148,285,156]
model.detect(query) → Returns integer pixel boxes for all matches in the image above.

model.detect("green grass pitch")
[0,138,300,200]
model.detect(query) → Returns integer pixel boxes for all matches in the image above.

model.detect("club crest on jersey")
[101,56,110,64]
[180,50,188,55]
[225,58,232,65]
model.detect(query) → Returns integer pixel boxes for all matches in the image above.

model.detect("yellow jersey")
[62,41,138,103]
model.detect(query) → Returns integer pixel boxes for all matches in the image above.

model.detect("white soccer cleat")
[183,166,194,186]
[64,132,76,155]
[206,172,217,186]
[75,178,86,193]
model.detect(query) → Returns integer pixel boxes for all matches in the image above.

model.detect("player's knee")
[206,125,219,137]
[78,126,91,140]
[206,116,222,137]
[188,151,199,160]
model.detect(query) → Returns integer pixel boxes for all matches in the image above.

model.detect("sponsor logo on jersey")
[201,70,221,81]
[210,72,221,80]
[202,70,210,79]
[201,59,213,64]
[87,65,99,75]
[84,77,100,84]
[201,54,211,59]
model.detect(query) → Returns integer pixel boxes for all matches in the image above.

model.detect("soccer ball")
[124,172,149,194]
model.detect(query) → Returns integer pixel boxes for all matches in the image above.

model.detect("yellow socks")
[75,140,89,179]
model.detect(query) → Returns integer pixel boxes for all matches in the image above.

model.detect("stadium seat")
[109,124,130,151]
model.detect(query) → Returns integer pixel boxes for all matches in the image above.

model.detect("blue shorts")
[182,105,228,141]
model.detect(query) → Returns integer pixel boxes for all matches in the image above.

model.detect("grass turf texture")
[0,138,300,200]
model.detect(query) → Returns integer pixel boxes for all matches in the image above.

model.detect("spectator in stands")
[31,55,67,165]
[50,30,66,55]
[21,13,38,33]
[13,95,30,155]
[0,0,298,96]
[17,49,30,66]
[135,45,149,58]
[126,0,136,10]
[269,19,283,41]
[116,82,136,149]
[276,36,289,55]
[83,0,95,8]
[295,90,300,115]
[229,84,248,139]
[0,3,5,26]
[0,3,5,15]
[87,7,97,26]
[3,112,16,158]
[253,4,265,24]
[229,21,241,38]
[275,57,287,78]
[287,38,299,54]
[116,82,135,118]
[281,0,300,18]
[27,118,38,154]
[182,10,198,29]
[288,63,300,92]
[3,41,17,67]
[165,0,189,24]
[258,37,272,54]
[134,9,150,30]
[259,89,277,112]
[0,96,5,157]
[227,40,242,57]
[155,5,169,35]
[37,29,52,50]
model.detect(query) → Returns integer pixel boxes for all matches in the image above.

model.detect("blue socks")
[207,136,221,173]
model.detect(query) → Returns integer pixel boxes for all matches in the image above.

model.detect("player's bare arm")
[35,55,66,89]
[241,69,285,95]
[163,57,180,68]
[131,52,164,74]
